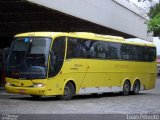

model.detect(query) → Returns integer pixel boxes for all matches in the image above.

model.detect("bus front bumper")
[5,85,47,96]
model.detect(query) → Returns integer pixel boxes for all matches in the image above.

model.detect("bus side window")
[95,41,106,59]
[145,47,156,61]
[135,46,145,61]
[48,37,66,78]
[109,42,121,59]
[67,38,81,58]
[81,39,96,58]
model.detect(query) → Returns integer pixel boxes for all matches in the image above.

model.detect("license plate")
[19,90,26,94]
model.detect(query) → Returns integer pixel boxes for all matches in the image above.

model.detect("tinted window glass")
[145,47,156,61]
[6,37,51,79]
[67,38,97,59]
[110,42,121,59]
[135,46,145,61]
[95,41,107,59]
[49,37,66,77]
[66,37,156,62]
[67,38,81,58]
[81,40,97,58]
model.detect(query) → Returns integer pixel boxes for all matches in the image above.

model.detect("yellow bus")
[5,32,156,100]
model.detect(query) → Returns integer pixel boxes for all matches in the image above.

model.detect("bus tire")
[58,82,75,100]
[132,80,140,95]
[122,80,130,96]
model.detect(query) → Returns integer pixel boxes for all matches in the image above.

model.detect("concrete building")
[0,0,153,86]
[0,0,152,46]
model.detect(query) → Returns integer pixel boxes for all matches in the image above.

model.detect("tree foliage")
[148,13,160,35]
[149,2,160,18]
[148,3,160,36]
[138,0,160,36]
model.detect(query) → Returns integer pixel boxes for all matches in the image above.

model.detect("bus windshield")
[6,37,51,79]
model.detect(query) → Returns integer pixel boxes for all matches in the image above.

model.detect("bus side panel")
[81,60,107,88]
[62,59,87,94]
[46,59,156,95]
[105,60,156,91]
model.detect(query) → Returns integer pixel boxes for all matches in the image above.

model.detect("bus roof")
[15,32,155,47]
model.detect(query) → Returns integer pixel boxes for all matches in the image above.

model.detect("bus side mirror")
[2,47,9,67]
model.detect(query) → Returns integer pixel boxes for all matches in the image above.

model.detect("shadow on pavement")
[7,92,149,101]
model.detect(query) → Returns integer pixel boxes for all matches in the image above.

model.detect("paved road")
[0,79,160,120]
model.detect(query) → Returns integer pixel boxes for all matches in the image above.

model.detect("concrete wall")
[27,0,153,41]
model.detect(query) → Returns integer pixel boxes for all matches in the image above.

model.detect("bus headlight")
[6,82,13,86]
[33,83,45,88]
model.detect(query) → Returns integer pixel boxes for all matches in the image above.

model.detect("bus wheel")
[58,82,75,100]
[132,80,140,95]
[30,95,41,99]
[122,80,130,96]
